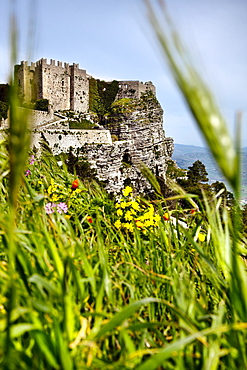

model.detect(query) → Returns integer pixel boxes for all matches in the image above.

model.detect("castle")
[10,58,174,194]
[15,58,156,113]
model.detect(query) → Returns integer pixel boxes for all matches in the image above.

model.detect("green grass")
[0,1,247,369]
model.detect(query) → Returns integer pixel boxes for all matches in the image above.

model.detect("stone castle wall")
[32,128,112,154]
[0,106,55,129]
[116,81,156,100]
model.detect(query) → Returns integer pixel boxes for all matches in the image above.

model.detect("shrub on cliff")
[35,98,49,112]
[0,101,8,120]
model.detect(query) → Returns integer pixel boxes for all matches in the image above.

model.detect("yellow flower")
[124,210,133,221]
[198,233,206,242]
[123,222,134,232]
[120,201,128,209]
[122,186,133,197]
[114,220,122,229]
[135,220,144,228]
[130,201,139,210]
[51,194,60,202]
[144,219,154,228]
[154,215,161,222]
[116,209,123,216]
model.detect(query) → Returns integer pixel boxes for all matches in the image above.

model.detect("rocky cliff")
[33,92,174,195]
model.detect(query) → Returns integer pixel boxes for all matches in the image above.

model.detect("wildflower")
[116,209,123,216]
[86,216,93,223]
[29,155,36,165]
[71,179,79,190]
[129,208,137,215]
[144,219,154,228]
[56,202,68,214]
[163,212,170,221]
[123,222,134,232]
[124,210,133,221]
[135,220,144,228]
[198,233,206,242]
[120,201,128,209]
[130,201,139,210]
[45,202,56,214]
[114,220,122,229]
[51,194,61,202]
[122,186,133,197]
[25,169,31,177]
[190,209,196,214]
[154,214,161,223]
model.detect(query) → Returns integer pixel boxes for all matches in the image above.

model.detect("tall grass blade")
[144,0,240,195]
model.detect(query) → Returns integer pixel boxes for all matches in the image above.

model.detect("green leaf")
[28,274,61,296]
[95,298,161,339]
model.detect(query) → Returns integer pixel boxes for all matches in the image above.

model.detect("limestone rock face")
[76,93,174,195]
[32,92,174,195]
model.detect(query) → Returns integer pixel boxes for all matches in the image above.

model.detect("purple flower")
[56,202,68,214]
[45,202,56,214]
[25,169,31,177]
[29,155,36,165]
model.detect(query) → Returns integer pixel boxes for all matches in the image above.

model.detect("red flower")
[86,216,93,224]
[163,212,169,221]
[190,209,196,214]
[71,179,79,190]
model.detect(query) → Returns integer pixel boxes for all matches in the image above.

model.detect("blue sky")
[0,0,246,147]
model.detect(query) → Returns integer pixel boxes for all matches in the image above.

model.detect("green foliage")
[89,78,119,120]
[0,101,9,120]
[187,159,209,183]
[241,204,247,235]
[66,148,98,182]
[1,145,247,368]
[211,181,235,208]
[0,84,9,103]
[166,159,186,179]
[35,98,49,112]
[69,119,95,129]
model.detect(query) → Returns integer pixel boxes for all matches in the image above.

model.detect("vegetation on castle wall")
[35,98,49,112]
[0,84,9,103]
[0,84,9,120]
[69,119,95,129]
[89,78,119,120]
[0,101,9,120]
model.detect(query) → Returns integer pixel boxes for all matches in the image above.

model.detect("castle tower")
[14,61,36,103]
[70,63,89,112]
[38,59,71,110]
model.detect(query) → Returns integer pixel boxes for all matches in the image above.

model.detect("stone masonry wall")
[116,81,156,100]
[70,64,89,112]
[32,129,112,154]
[38,59,71,110]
